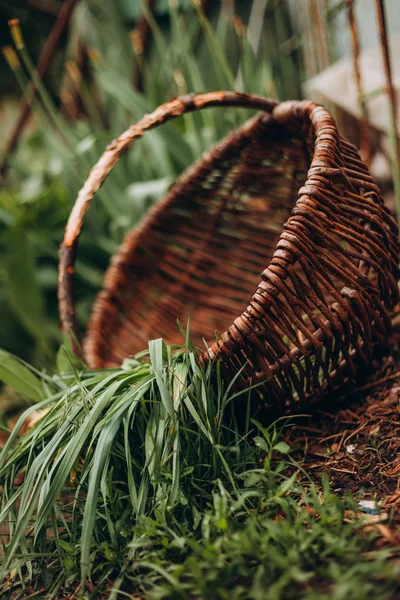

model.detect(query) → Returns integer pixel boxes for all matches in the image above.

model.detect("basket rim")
[58,91,398,373]
[83,111,287,366]
[58,92,288,357]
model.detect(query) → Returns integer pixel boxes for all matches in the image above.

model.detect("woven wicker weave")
[59,92,400,410]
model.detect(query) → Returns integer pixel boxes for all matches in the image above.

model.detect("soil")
[284,347,400,551]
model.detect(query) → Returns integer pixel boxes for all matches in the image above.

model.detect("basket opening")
[85,116,311,367]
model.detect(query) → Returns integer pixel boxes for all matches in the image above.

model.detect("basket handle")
[58,92,320,354]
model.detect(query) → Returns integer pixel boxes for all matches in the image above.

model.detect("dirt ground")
[284,346,400,551]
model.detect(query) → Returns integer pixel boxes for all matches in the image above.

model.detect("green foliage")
[1,339,399,599]
[0,347,42,402]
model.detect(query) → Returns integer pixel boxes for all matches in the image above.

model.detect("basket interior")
[85,116,310,367]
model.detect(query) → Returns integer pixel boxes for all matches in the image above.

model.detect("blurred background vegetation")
[0,0,398,368]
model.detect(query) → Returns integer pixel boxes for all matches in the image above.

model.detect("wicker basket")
[59,91,400,411]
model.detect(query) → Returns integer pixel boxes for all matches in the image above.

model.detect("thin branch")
[375,0,400,223]
[346,0,373,164]
[0,0,80,179]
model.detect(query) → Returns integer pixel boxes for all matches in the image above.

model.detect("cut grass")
[0,338,400,599]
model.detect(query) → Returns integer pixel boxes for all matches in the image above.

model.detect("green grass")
[0,337,399,599]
